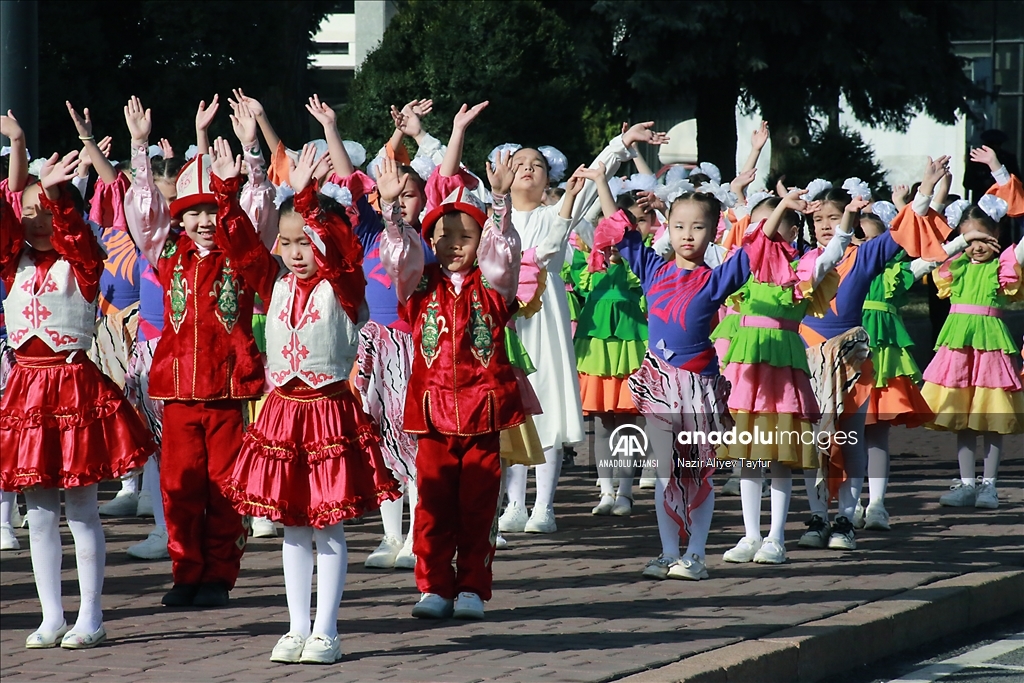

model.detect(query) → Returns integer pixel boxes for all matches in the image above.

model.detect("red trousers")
[162,400,247,588]
[413,431,501,601]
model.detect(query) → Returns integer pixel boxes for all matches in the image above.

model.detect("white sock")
[866,422,890,504]
[0,489,14,527]
[25,488,65,633]
[143,457,165,530]
[533,447,563,513]
[282,526,313,638]
[378,496,405,543]
[120,474,140,495]
[64,485,105,634]
[595,414,616,497]
[684,490,714,560]
[406,479,418,541]
[982,433,1002,482]
[957,431,976,485]
[311,523,347,638]
[767,462,792,543]
[739,468,763,540]
[505,464,527,510]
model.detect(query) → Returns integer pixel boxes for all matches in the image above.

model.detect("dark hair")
[152,156,186,182]
[688,173,711,187]
[751,196,803,236]
[398,165,426,197]
[669,191,721,226]
[960,204,1009,237]
[278,193,352,229]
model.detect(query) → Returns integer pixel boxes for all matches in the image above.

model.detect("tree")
[35,1,334,158]
[593,0,982,178]
[771,125,888,196]
[338,0,591,172]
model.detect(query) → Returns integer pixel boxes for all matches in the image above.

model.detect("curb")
[614,568,1024,683]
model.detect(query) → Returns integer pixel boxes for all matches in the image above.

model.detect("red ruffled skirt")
[225,380,401,528]
[0,351,155,491]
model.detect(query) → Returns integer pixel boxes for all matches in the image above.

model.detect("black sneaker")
[797,514,830,549]
[827,516,856,550]
[161,583,199,607]
[192,581,230,607]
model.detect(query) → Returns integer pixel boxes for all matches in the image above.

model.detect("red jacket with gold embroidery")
[403,264,525,436]
[145,176,277,401]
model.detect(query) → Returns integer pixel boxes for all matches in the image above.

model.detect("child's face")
[812,201,844,247]
[750,202,798,243]
[962,219,1000,263]
[627,204,656,239]
[860,218,885,241]
[155,179,177,208]
[19,184,54,251]
[277,212,319,279]
[511,149,549,196]
[668,200,713,267]
[180,202,219,250]
[398,176,425,227]
[431,212,481,273]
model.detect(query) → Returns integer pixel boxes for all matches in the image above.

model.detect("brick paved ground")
[1,425,1021,682]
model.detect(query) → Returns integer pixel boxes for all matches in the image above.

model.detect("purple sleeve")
[706,248,751,305]
[858,231,902,277]
[617,230,665,290]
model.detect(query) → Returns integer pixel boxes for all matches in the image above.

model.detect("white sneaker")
[126,527,169,560]
[11,505,24,529]
[610,496,633,517]
[498,502,529,533]
[252,517,278,538]
[495,534,508,549]
[721,476,741,496]
[975,482,999,509]
[270,631,307,663]
[299,633,343,664]
[827,516,856,550]
[797,515,830,549]
[136,490,155,518]
[853,501,865,529]
[453,592,485,620]
[638,477,656,490]
[753,538,786,564]
[98,490,139,517]
[592,494,615,515]
[524,506,557,533]
[0,524,19,551]
[723,536,762,563]
[667,554,709,580]
[411,592,453,619]
[364,536,402,568]
[393,536,416,569]
[641,555,676,580]
[864,502,891,530]
[939,481,976,507]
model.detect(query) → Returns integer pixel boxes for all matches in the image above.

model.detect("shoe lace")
[832,517,853,534]
[805,516,827,531]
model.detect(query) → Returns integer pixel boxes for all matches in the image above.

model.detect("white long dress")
[513,135,634,449]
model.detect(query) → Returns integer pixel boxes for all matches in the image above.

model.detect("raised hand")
[573,162,607,183]
[635,190,665,214]
[775,175,789,197]
[622,122,670,148]
[969,145,1001,172]
[97,135,112,159]
[846,196,871,214]
[731,168,757,195]
[409,98,433,118]
[391,98,432,138]
[961,229,1001,252]
[486,149,515,195]
[124,96,152,144]
[229,98,258,148]
[289,143,319,193]
[158,138,174,159]
[306,94,337,128]
[0,110,23,141]
[65,101,94,139]
[196,94,220,132]
[41,151,81,197]
[210,137,241,180]
[751,121,769,150]
[921,155,951,194]
[452,101,489,131]
[801,200,822,215]
[891,184,910,206]
[376,157,408,205]
[563,166,588,199]
[231,88,264,119]
[779,187,811,213]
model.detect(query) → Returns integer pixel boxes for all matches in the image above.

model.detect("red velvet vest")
[403,264,525,436]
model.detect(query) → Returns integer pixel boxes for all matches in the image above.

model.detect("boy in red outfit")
[379,102,524,620]
[123,96,276,608]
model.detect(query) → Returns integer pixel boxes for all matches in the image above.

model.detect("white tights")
[25,485,105,635]
[648,421,713,560]
[281,523,347,639]
[378,480,418,543]
[865,422,890,504]
[739,461,792,542]
[505,446,564,513]
[957,431,1002,484]
[1,489,15,526]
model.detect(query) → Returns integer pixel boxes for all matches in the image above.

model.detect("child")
[923,145,1024,510]
[0,151,154,648]
[123,96,269,608]
[714,191,848,565]
[225,143,400,664]
[379,102,524,620]
[615,190,758,581]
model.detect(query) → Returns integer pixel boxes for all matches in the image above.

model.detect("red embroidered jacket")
[143,176,277,401]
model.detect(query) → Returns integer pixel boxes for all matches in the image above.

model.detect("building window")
[317,42,350,55]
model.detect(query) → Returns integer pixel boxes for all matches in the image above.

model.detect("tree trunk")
[694,74,739,179]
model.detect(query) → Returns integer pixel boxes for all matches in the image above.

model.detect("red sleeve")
[295,184,366,323]
[0,193,25,291]
[89,171,131,231]
[39,187,105,301]
[327,170,376,202]
[211,174,279,304]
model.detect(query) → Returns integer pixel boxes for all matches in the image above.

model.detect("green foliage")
[773,125,888,196]
[338,0,592,172]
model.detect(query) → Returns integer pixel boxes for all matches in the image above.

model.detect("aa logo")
[608,424,648,460]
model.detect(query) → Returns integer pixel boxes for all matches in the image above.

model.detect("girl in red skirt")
[0,151,154,650]
[224,143,400,665]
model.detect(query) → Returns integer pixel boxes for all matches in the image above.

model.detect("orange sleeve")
[986,174,1024,217]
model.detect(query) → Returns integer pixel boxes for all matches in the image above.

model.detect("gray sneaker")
[797,514,830,548]
[642,554,676,580]
[974,482,998,509]
[939,481,976,507]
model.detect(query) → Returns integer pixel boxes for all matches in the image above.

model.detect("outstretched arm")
[1,111,29,192]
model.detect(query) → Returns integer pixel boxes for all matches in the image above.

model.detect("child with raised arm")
[379,102,524,620]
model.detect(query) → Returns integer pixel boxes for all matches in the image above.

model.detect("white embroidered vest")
[265,274,364,389]
[5,253,97,352]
